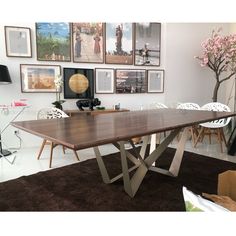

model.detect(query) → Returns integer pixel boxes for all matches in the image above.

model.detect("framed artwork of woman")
[72,23,104,63]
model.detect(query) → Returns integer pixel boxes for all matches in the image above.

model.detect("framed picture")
[20,64,61,93]
[115,69,146,94]
[147,70,164,93]
[95,68,114,94]
[63,68,94,99]
[105,23,133,65]
[134,23,161,66]
[36,22,71,61]
[4,26,32,57]
[72,23,104,63]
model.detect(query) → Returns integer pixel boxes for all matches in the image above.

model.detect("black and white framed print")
[4,26,32,57]
[134,23,161,66]
[95,68,114,94]
[147,70,164,93]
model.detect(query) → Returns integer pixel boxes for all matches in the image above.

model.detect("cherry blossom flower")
[196,29,236,101]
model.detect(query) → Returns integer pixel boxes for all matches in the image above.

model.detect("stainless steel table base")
[94,127,190,197]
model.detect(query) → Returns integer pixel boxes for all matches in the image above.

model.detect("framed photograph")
[134,23,161,66]
[147,70,164,93]
[115,69,146,94]
[36,22,71,61]
[63,68,94,99]
[95,68,114,94]
[105,23,133,65]
[72,23,104,63]
[20,64,61,93]
[4,26,32,57]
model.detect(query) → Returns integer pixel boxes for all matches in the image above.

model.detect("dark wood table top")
[11,109,236,150]
[65,108,129,116]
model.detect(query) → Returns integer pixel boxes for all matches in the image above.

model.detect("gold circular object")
[69,73,89,94]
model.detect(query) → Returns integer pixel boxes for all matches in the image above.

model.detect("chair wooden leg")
[216,128,223,153]
[62,145,66,154]
[73,150,80,161]
[163,131,167,138]
[156,133,161,144]
[49,142,54,168]
[37,139,47,160]
[208,128,212,144]
[190,127,195,146]
[199,127,206,142]
[220,128,227,146]
[194,126,204,148]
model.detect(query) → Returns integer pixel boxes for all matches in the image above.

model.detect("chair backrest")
[177,102,200,110]
[154,102,168,109]
[200,102,231,128]
[37,107,69,120]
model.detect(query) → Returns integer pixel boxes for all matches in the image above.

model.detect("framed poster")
[72,23,104,63]
[20,64,61,93]
[147,70,164,93]
[134,23,161,66]
[4,26,32,57]
[36,22,71,61]
[105,23,133,65]
[63,68,94,99]
[95,68,114,94]
[115,69,146,93]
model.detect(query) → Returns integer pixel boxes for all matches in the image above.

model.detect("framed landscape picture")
[115,69,146,93]
[36,22,71,61]
[72,23,104,63]
[4,26,32,57]
[134,23,161,66]
[95,68,114,94]
[105,23,133,65]
[20,64,61,93]
[147,70,164,93]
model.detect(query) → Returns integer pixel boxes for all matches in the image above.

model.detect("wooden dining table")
[11,108,236,197]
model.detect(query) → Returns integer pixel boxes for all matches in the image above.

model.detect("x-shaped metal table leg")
[94,127,190,197]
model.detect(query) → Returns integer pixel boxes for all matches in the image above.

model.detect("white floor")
[0,136,236,183]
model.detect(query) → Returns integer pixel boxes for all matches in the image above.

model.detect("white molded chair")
[37,107,80,168]
[194,102,231,152]
[177,103,201,146]
[153,102,168,109]
[177,102,200,110]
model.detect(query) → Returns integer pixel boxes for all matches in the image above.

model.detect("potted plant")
[52,75,65,110]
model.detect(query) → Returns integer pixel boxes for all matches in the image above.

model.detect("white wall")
[0,23,232,147]
[164,23,230,107]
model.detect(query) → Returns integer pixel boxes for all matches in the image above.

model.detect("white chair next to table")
[36,107,80,168]
[177,102,201,146]
[194,102,231,152]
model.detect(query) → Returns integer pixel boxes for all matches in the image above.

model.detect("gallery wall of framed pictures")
[4,22,164,95]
